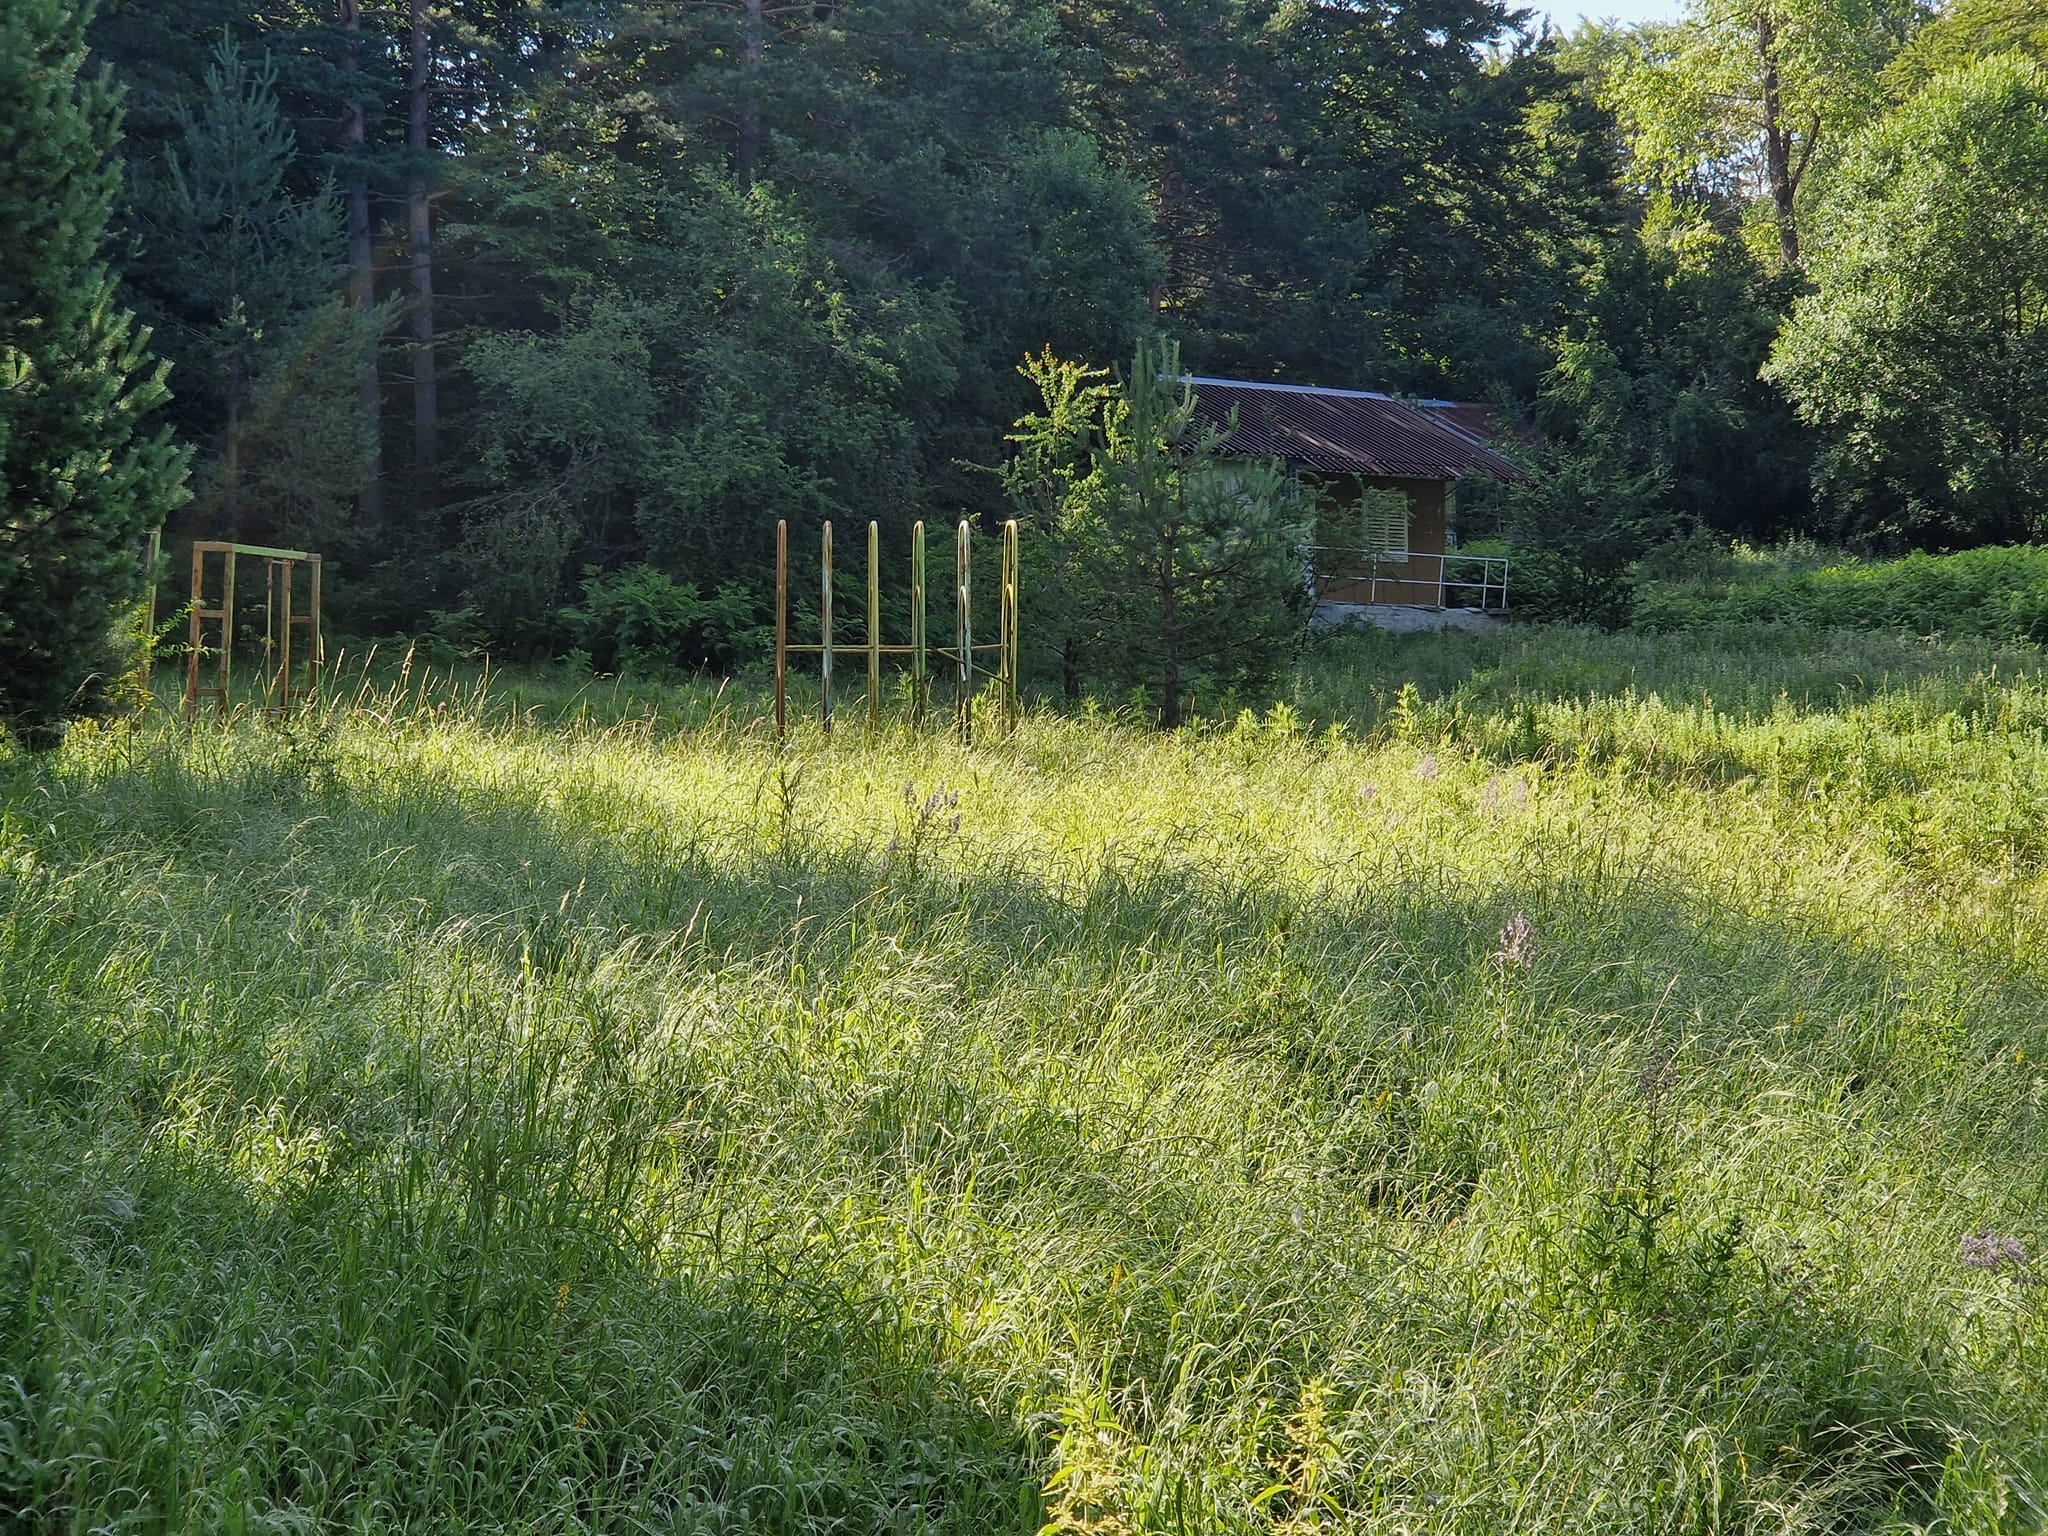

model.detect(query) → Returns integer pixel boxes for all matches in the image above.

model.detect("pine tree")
[1009,339,1309,726]
[136,36,371,549]
[1,0,189,749]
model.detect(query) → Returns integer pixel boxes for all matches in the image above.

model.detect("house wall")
[1309,474,1452,607]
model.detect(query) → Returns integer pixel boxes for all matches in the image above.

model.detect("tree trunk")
[409,0,437,489]
[341,0,381,525]
[737,0,764,188]
[1755,7,1801,269]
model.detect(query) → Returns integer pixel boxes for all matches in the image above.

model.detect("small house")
[1184,377,1530,615]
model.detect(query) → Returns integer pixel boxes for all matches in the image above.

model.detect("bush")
[559,564,759,673]
[1631,543,2048,640]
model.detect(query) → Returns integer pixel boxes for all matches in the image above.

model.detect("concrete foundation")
[1311,602,1507,635]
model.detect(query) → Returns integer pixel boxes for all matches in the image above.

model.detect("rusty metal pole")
[910,521,926,722]
[277,559,294,714]
[220,549,237,709]
[867,519,881,729]
[774,520,788,740]
[185,544,204,718]
[1003,518,1019,727]
[307,554,324,705]
[820,520,834,732]
[955,519,972,745]
[141,528,161,660]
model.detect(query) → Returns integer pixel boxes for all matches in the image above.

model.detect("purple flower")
[1417,753,1439,784]
[1960,1228,2030,1273]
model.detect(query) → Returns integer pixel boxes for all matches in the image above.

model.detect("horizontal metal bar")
[191,540,313,560]
[783,643,928,656]
[784,642,1010,656]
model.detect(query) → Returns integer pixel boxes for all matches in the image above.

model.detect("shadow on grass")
[3,732,2040,1530]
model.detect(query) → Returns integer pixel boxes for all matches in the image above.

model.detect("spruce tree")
[0,0,189,749]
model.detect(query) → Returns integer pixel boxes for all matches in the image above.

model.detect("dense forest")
[6,0,2048,714]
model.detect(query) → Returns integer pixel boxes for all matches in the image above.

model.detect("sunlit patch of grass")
[4,625,2048,1531]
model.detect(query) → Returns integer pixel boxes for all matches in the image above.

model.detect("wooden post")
[910,520,927,720]
[867,519,881,728]
[820,520,833,732]
[774,520,788,740]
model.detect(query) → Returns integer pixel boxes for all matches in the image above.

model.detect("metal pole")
[1003,519,1019,726]
[278,560,294,713]
[185,544,204,718]
[308,554,323,704]
[774,520,788,739]
[820,520,833,732]
[956,519,971,745]
[220,550,236,710]
[142,528,161,654]
[910,521,926,721]
[867,520,881,729]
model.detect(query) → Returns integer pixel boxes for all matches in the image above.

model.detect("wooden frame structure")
[773,518,1018,742]
[183,541,324,718]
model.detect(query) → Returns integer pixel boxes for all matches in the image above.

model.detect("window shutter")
[1360,490,1410,556]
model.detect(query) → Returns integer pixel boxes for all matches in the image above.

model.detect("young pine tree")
[0,0,189,749]
[1009,339,1309,726]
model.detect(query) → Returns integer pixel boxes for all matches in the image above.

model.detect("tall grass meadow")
[3,625,2046,1532]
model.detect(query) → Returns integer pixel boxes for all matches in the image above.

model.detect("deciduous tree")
[1595,0,1916,266]
[1766,58,2048,544]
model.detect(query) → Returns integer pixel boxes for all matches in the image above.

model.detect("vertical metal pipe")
[142,528,161,653]
[995,522,1011,726]
[910,521,926,720]
[185,544,204,718]
[278,560,294,713]
[867,520,880,728]
[308,554,323,704]
[1004,519,1020,726]
[820,520,834,731]
[220,551,236,709]
[774,520,788,739]
[955,519,971,745]
[263,561,276,708]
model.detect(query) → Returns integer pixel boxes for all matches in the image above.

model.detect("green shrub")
[559,563,759,673]
[1632,542,2048,640]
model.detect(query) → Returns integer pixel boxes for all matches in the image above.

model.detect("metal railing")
[1302,547,1510,611]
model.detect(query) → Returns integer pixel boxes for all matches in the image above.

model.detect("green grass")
[5,627,2048,1533]
[1629,541,2048,642]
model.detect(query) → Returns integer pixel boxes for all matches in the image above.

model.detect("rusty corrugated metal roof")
[1182,377,1531,483]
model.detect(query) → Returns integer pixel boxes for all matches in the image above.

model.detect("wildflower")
[1960,1228,2031,1273]
[1480,775,1502,814]
[1493,911,1534,972]
[1417,753,1439,783]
